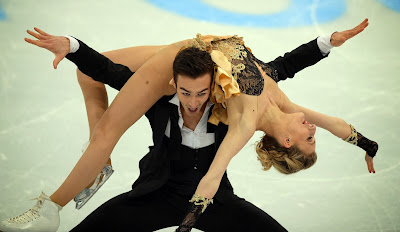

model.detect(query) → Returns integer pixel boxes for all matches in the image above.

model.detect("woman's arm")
[197,94,258,198]
[283,101,377,173]
[289,103,352,139]
[195,116,256,198]
[175,95,257,232]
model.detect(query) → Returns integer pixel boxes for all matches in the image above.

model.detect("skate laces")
[5,194,46,224]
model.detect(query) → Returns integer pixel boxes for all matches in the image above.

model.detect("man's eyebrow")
[180,87,190,92]
[179,87,209,93]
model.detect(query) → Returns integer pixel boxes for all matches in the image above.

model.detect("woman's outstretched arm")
[284,101,378,173]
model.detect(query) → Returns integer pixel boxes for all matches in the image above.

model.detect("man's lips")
[188,107,198,113]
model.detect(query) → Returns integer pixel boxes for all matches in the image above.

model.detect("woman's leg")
[101,45,166,72]
[78,44,166,138]
[50,42,180,207]
[76,45,167,188]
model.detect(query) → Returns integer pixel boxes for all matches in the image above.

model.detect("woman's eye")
[198,93,205,96]
[307,136,313,141]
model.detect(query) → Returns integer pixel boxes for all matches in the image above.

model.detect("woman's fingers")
[365,154,375,174]
[369,159,375,174]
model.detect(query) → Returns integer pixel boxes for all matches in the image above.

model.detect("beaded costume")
[183,34,278,125]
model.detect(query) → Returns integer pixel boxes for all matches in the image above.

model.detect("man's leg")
[71,189,184,232]
[196,196,288,232]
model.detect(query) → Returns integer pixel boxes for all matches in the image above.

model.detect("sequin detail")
[189,194,214,213]
[343,124,358,145]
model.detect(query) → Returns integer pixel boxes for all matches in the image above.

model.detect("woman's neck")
[257,103,287,137]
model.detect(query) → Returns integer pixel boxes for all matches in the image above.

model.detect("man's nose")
[189,97,197,107]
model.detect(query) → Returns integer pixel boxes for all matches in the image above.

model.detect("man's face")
[175,73,212,117]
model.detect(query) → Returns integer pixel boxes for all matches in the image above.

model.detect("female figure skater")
[0,19,377,232]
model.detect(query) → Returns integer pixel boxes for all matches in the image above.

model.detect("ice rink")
[0,0,399,231]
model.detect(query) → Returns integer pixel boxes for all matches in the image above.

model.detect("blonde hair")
[256,134,317,174]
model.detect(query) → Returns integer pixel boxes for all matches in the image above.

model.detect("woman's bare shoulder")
[227,94,258,128]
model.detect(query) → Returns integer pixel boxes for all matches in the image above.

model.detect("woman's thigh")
[197,197,288,232]
[98,42,179,136]
[102,45,166,72]
[70,190,182,232]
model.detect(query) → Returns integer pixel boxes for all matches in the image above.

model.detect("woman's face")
[287,112,317,155]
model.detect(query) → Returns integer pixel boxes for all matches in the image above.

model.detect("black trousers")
[70,186,287,232]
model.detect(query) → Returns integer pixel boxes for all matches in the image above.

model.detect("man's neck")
[180,103,207,131]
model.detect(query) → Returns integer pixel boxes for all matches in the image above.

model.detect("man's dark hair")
[172,47,214,83]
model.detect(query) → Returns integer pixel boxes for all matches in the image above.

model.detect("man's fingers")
[53,59,58,69]
[53,56,64,69]
[354,18,368,30]
[27,29,44,40]
[352,18,369,34]
[24,38,46,48]
[34,27,50,36]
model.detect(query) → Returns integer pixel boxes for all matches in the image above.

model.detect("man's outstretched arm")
[267,18,369,82]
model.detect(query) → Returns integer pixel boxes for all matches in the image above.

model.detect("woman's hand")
[365,154,376,174]
[25,27,70,69]
[330,18,369,47]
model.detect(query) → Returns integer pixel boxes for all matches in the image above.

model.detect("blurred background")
[0,0,399,231]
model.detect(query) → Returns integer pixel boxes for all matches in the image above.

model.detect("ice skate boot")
[0,192,62,232]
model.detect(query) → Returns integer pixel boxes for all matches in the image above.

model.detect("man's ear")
[283,136,291,148]
[172,78,177,89]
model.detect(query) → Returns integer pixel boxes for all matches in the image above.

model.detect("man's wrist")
[317,32,334,56]
[64,35,79,53]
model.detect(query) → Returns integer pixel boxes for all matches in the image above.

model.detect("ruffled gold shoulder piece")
[180,33,247,125]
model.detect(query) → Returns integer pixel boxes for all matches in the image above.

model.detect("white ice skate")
[0,192,62,232]
[73,164,114,209]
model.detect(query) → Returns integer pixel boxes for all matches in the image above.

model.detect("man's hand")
[365,153,376,174]
[330,18,369,47]
[24,27,70,69]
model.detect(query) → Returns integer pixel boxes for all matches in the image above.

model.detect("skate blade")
[75,168,114,210]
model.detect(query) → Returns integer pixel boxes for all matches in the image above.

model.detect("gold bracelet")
[189,194,214,213]
[343,124,358,145]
